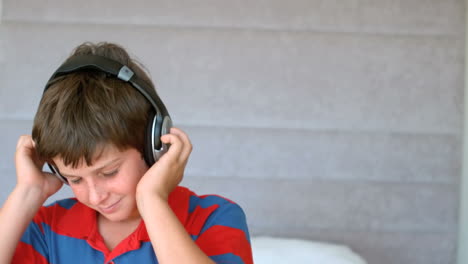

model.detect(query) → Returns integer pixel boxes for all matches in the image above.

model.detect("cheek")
[117,172,143,193]
[109,169,144,194]
[70,185,88,203]
[122,161,148,189]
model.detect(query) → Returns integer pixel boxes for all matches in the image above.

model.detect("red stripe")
[12,241,49,264]
[196,225,253,264]
[186,204,219,236]
[34,201,95,239]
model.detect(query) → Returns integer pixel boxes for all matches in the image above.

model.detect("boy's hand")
[136,127,192,204]
[15,135,63,201]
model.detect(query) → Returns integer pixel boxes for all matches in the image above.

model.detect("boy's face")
[52,145,148,222]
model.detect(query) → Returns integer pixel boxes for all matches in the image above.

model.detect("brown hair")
[32,42,154,167]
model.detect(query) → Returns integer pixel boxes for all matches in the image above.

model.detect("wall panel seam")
[1,19,464,39]
[183,174,460,185]
[0,117,462,137]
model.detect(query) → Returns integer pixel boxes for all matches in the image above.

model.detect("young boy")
[0,42,253,264]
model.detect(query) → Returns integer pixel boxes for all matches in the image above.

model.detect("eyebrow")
[59,158,122,178]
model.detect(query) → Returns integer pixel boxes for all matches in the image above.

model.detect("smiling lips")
[99,199,121,214]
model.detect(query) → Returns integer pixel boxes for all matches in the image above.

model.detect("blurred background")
[0,1,465,264]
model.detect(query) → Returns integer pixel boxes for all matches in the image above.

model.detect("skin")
[0,127,215,264]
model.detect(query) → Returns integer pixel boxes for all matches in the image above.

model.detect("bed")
[251,236,367,264]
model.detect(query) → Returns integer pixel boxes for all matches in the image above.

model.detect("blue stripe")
[46,199,77,209]
[42,224,104,264]
[112,241,158,263]
[188,195,231,213]
[20,221,49,260]
[210,253,244,264]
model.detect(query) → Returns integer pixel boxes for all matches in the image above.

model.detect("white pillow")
[251,236,367,264]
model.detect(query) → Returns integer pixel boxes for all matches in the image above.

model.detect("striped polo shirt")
[13,186,253,264]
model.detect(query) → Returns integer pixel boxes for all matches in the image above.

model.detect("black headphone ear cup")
[144,109,157,166]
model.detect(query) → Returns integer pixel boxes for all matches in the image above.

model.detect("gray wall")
[0,1,464,264]
[457,3,468,264]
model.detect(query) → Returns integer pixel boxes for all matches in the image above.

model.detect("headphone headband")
[45,54,169,117]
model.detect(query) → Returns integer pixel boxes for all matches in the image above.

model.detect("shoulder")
[44,198,79,210]
[34,198,91,228]
[176,187,253,263]
[172,186,245,217]
[35,198,78,220]
[34,198,95,238]
[173,186,249,238]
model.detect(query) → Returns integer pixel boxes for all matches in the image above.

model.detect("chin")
[102,213,127,222]
[100,208,140,223]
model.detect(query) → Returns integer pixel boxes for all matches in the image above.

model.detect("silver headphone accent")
[152,116,173,163]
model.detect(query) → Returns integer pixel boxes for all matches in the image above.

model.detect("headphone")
[43,54,172,184]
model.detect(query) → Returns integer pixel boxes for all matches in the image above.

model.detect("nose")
[88,181,108,206]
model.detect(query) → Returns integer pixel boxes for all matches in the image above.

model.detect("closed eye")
[70,178,82,184]
[102,170,119,177]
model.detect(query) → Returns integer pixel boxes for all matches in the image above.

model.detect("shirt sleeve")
[11,207,50,264]
[192,199,253,264]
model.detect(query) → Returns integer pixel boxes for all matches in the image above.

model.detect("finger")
[16,135,35,161]
[170,128,191,148]
[17,135,45,169]
[160,133,184,161]
[16,135,32,151]
[169,127,193,163]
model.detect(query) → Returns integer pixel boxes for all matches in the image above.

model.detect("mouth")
[99,199,122,214]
